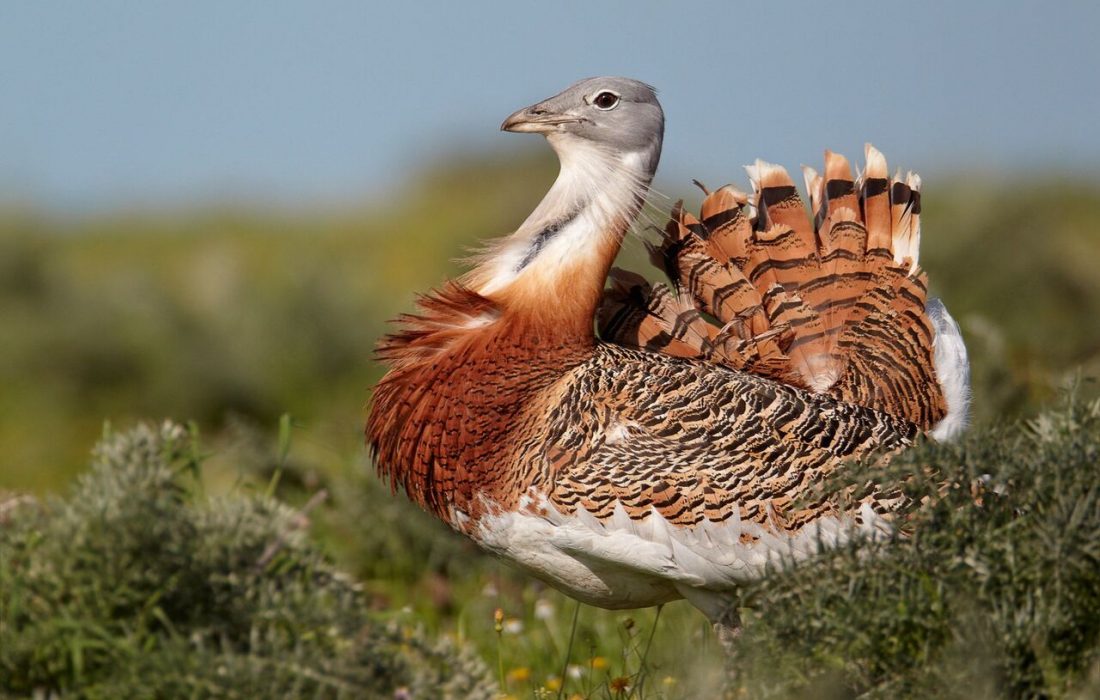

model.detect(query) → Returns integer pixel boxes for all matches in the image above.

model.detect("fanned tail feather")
[600,146,954,430]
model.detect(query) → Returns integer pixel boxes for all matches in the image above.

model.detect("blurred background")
[2,1,1099,693]
[4,0,1099,489]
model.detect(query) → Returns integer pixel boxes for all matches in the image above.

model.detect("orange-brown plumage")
[369,284,597,521]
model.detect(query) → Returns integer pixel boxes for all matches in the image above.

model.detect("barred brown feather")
[599,146,947,429]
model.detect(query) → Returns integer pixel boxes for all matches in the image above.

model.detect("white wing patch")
[927,298,971,441]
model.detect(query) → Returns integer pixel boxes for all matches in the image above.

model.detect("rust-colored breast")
[367,286,593,523]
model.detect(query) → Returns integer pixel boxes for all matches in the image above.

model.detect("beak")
[500,101,582,133]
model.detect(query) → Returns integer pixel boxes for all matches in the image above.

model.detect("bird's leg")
[713,604,742,657]
[713,603,744,696]
[676,586,745,688]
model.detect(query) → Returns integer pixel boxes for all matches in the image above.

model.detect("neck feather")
[464,137,658,337]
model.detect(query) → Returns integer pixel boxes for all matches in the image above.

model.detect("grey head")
[501,77,664,164]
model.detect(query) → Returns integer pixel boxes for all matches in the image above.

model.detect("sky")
[3,0,1099,210]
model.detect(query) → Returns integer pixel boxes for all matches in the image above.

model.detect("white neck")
[470,136,656,297]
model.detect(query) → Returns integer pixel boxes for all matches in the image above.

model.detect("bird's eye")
[592,91,620,110]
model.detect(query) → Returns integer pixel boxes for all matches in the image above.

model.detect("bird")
[366,77,971,643]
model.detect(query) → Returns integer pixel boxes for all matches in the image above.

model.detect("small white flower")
[566,664,584,679]
[534,599,555,620]
[504,618,524,634]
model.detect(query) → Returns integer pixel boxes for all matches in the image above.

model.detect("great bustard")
[367,77,970,641]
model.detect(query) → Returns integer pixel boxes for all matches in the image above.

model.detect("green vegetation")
[1,154,1099,698]
[734,392,1100,699]
[0,421,495,699]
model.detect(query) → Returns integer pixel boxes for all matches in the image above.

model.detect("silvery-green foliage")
[0,422,495,699]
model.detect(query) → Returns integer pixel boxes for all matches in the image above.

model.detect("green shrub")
[0,422,495,699]
[733,393,1100,699]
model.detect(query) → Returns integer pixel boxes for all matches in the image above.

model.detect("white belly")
[468,495,886,615]
[474,504,682,608]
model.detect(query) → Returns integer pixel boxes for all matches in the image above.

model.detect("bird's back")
[526,342,915,527]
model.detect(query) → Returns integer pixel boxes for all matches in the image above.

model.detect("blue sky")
[3,1,1098,210]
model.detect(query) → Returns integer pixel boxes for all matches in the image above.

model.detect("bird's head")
[501,77,664,161]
